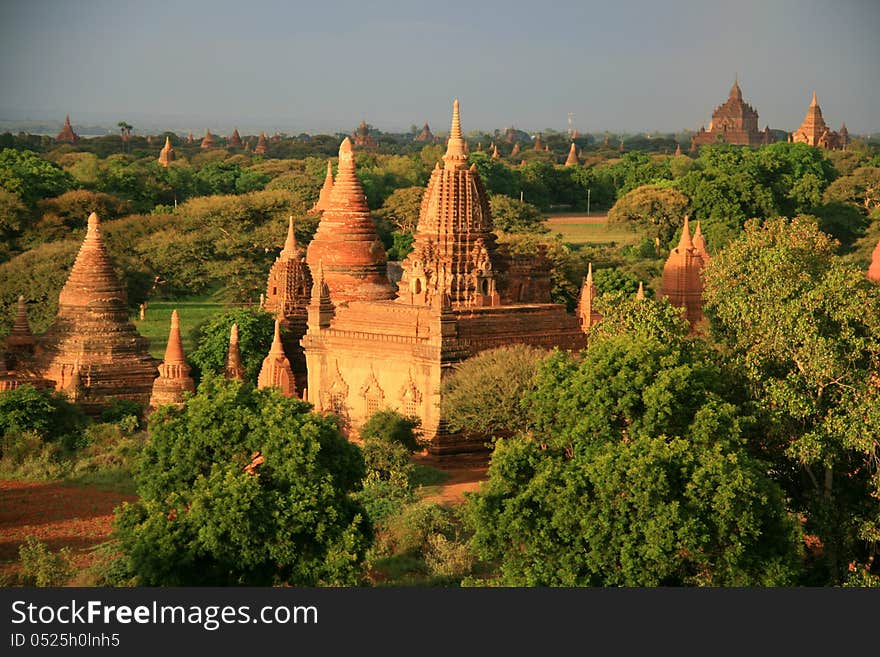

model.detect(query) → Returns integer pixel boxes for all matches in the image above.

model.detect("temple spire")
[257,320,297,397]
[150,309,195,408]
[565,141,579,166]
[280,216,298,259]
[163,310,185,364]
[158,136,175,167]
[310,160,335,214]
[443,99,468,170]
[224,323,246,380]
[678,215,694,250]
[636,281,645,301]
[811,90,818,107]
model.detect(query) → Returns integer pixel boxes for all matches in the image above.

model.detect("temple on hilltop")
[309,161,334,214]
[352,120,377,149]
[30,213,158,414]
[300,100,583,453]
[200,129,215,149]
[263,217,311,391]
[414,123,435,143]
[157,136,175,167]
[690,78,774,150]
[55,115,79,143]
[149,310,195,409]
[660,217,707,328]
[789,92,848,150]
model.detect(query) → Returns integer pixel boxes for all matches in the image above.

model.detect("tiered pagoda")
[414,123,435,143]
[301,101,583,453]
[33,213,158,414]
[257,320,297,398]
[228,128,243,148]
[149,310,195,409]
[790,92,847,150]
[55,115,79,143]
[660,216,706,328]
[309,161,334,214]
[305,138,395,305]
[157,136,175,167]
[1,297,51,392]
[200,129,215,149]
[533,133,543,151]
[690,79,774,150]
[264,217,311,391]
[5,296,37,365]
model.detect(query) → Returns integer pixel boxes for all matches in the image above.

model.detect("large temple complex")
[691,79,775,150]
[4,99,878,452]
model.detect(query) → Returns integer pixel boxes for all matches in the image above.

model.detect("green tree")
[465,336,804,586]
[608,184,689,244]
[0,149,74,206]
[489,195,547,234]
[822,166,880,215]
[375,186,424,233]
[702,216,880,583]
[0,384,86,451]
[115,377,370,585]
[189,307,275,383]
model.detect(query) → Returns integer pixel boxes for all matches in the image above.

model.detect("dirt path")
[0,480,135,580]
[412,453,488,505]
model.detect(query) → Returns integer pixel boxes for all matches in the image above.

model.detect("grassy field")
[131,298,224,359]
[545,212,640,247]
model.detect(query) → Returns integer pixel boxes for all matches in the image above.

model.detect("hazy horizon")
[2,0,878,136]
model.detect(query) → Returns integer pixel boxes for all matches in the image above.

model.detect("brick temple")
[691,79,774,150]
[55,115,79,143]
[300,101,583,453]
[660,216,707,328]
[789,92,848,150]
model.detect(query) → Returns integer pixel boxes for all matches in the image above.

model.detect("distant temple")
[533,133,544,151]
[352,120,377,149]
[691,78,774,150]
[228,128,243,148]
[300,100,582,453]
[660,217,707,328]
[790,92,848,150]
[414,123,435,143]
[309,161,335,214]
[149,309,195,409]
[254,132,269,155]
[564,142,579,166]
[200,129,215,149]
[157,136,175,167]
[55,115,79,143]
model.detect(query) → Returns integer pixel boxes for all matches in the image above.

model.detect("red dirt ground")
[413,453,488,504]
[0,480,136,580]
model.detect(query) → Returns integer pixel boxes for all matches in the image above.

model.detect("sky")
[1,0,878,135]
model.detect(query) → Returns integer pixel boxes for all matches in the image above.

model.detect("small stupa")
[577,263,601,330]
[254,132,269,155]
[200,129,215,149]
[564,142,579,166]
[309,160,335,214]
[149,309,195,408]
[224,323,246,380]
[257,320,297,397]
[228,128,243,148]
[157,136,175,167]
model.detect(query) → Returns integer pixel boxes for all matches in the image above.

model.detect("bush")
[189,308,275,383]
[425,533,474,580]
[19,536,75,587]
[0,385,86,450]
[379,500,453,557]
[360,409,423,452]
[100,398,143,428]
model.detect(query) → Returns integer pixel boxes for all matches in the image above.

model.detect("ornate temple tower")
[692,221,710,262]
[200,129,215,149]
[660,216,706,327]
[158,136,175,167]
[257,320,297,397]
[34,213,158,414]
[149,309,195,409]
[302,101,583,453]
[352,120,377,149]
[306,138,394,305]
[565,142,579,166]
[264,217,311,390]
[691,79,771,149]
[414,123,434,143]
[791,92,846,150]
[55,115,79,143]
[309,161,334,214]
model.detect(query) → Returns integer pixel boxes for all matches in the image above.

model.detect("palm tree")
[118,121,133,152]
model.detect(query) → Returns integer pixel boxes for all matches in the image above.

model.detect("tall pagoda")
[200,129,215,149]
[157,136,175,167]
[149,309,195,409]
[790,92,847,150]
[301,101,583,453]
[55,115,79,143]
[34,213,158,414]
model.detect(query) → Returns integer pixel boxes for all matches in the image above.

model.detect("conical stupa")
[35,213,158,414]
[6,295,36,356]
[55,115,79,143]
[305,138,394,304]
[577,263,601,329]
[257,320,297,397]
[200,129,215,149]
[149,309,195,408]
[565,142,579,166]
[310,160,335,214]
[228,127,243,148]
[224,323,246,380]
[254,132,269,155]
[158,136,175,167]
